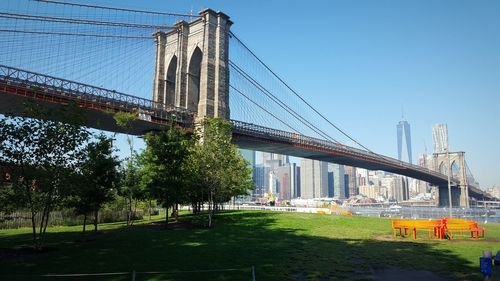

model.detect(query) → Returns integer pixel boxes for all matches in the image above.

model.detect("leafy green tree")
[113,111,137,156]
[113,111,145,226]
[192,118,255,227]
[70,134,120,233]
[118,152,145,226]
[141,124,193,226]
[0,103,90,249]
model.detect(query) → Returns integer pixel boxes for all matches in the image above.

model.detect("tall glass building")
[397,120,412,164]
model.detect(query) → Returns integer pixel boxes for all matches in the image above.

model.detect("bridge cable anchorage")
[30,0,198,18]
[229,61,340,145]
[0,29,153,40]
[0,12,172,29]
[229,84,306,135]
[230,31,374,153]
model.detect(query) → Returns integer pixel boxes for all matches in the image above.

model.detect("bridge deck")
[0,64,492,201]
[0,64,193,134]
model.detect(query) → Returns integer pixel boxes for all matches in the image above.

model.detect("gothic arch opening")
[451,160,460,177]
[439,161,448,175]
[165,55,177,106]
[187,47,202,112]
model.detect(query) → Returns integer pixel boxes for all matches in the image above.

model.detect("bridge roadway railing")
[0,64,194,125]
[231,120,452,182]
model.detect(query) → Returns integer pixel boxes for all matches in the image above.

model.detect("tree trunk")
[40,201,53,248]
[127,195,133,226]
[172,204,179,221]
[131,200,138,226]
[164,195,169,227]
[30,210,37,249]
[83,213,87,233]
[165,207,169,227]
[38,205,47,241]
[208,191,213,228]
[148,199,152,220]
[94,208,98,231]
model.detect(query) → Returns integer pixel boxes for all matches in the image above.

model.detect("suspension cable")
[0,12,171,29]
[31,0,197,18]
[230,85,304,135]
[230,31,373,152]
[229,61,340,144]
[0,29,152,40]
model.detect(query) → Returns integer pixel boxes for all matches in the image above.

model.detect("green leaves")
[113,111,138,129]
[0,102,92,248]
[140,117,254,223]
[192,118,255,206]
[70,134,120,231]
[142,123,193,209]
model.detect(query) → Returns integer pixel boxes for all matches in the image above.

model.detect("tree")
[118,152,145,226]
[70,134,119,233]
[141,123,193,227]
[0,103,90,249]
[113,111,144,226]
[191,118,254,227]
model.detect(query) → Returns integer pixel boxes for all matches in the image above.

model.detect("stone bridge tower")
[431,151,470,208]
[152,9,232,120]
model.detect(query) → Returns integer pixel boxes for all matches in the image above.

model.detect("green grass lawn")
[1,211,499,280]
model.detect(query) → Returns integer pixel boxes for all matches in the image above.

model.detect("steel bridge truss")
[0,64,194,126]
[0,64,491,201]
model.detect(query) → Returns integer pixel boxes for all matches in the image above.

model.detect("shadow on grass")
[0,211,481,281]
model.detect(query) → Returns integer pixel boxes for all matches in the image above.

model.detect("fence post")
[132,270,136,281]
[252,266,256,281]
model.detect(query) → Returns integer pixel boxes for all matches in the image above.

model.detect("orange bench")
[392,219,444,240]
[392,218,485,240]
[443,218,485,240]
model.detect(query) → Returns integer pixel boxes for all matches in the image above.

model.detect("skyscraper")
[345,166,358,197]
[300,159,328,199]
[253,164,269,198]
[295,165,301,198]
[397,119,412,164]
[329,164,346,199]
[276,165,292,200]
[432,124,448,154]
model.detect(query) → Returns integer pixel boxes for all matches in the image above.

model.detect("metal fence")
[0,210,143,229]
[222,203,499,224]
[348,206,499,223]
[3,266,257,281]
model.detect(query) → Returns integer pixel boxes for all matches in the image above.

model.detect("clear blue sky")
[12,0,500,188]
[111,0,500,188]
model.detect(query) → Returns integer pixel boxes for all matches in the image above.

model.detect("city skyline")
[244,150,421,203]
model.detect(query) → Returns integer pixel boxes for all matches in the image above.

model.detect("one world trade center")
[397,119,412,164]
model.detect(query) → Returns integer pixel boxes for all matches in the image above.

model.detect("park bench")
[443,218,485,240]
[392,218,485,240]
[392,220,411,237]
[392,219,444,240]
